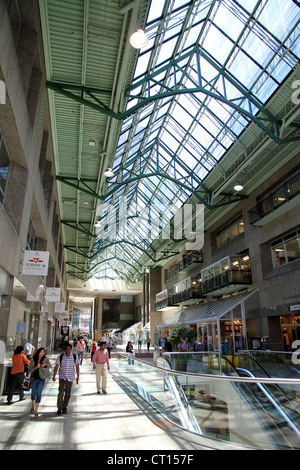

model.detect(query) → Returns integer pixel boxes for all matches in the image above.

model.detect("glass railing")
[115,352,300,450]
[248,170,300,224]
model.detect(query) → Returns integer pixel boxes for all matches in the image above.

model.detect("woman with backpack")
[29,347,52,419]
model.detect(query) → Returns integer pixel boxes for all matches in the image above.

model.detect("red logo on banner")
[29,258,44,264]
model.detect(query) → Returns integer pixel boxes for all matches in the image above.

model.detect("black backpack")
[60,353,77,365]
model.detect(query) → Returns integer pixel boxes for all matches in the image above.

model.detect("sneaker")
[102,390,107,394]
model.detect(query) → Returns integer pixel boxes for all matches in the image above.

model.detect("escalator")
[119,353,300,448]
[223,355,300,449]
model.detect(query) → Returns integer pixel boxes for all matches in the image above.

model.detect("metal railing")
[115,351,300,450]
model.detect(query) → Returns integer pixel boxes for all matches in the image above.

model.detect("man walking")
[92,341,110,394]
[76,336,86,365]
[23,339,35,361]
[52,343,80,415]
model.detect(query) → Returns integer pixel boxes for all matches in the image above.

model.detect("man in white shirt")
[23,340,35,360]
[92,342,110,394]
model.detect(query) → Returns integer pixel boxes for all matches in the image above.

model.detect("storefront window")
[216,217,244,247]
[272,241,286,267]
[285,234,299,263]
[214,264,221,276]
[271,231,300,268]
[240,255,250,270]
[230,257,240,270]
[221,259,229,272]
[280,313,300,350]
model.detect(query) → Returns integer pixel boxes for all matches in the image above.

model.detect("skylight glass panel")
[213,3,245,42]
[91,0,300,279]
[202,24,234,64]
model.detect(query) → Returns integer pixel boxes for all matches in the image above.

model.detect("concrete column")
[0,279,13,395]
[3,161,28,234]
[16,24,38,98]
[142,270,150,326]
[39,131,49,177]
[27,67,43,126]
[95,295,103,335]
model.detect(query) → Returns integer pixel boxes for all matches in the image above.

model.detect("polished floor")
[0,353,247,451]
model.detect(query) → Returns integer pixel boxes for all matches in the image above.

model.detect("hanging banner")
[22,251,50,276]
[46,288,61,302]
[26,291,39,302]
[55,302,66,313]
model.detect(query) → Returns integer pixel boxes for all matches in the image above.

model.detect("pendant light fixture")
[130,29,149,49]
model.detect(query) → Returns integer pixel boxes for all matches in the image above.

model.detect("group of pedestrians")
[6,333,153,418]
[6,337,112,418]
[7,342,52,419]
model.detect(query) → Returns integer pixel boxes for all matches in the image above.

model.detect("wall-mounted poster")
[22,251,50,276]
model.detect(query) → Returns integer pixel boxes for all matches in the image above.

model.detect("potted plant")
[168,325,194,371]
[168,325,194,349]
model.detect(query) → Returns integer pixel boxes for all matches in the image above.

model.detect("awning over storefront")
[156,289,258,328]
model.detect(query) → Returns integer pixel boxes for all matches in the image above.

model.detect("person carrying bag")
[7,346,30,405]
[29,347,52,419]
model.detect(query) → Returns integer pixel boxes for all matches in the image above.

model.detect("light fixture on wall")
[130,29,149,49]
[104,167,114,177]
[234,181,244,191]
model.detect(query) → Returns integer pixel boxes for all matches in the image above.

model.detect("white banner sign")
[55,302,66,313]
[26,291,39,302]
[46,288,61,303]
[22,251,50,276]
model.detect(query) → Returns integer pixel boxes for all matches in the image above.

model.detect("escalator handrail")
[161,355,203,434]
[237,352,272,378]
[229,353,300,424]
[248,351,300,377]
[164,373,203,435]
[236,368,300,439]
[238,352,300,416]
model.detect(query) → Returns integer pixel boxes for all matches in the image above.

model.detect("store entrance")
[280,313,300,350]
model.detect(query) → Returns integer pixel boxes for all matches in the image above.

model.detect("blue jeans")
[78,351,84,364]
[31,379,45,403]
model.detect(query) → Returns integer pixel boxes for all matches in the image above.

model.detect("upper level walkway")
[0,352,246,451]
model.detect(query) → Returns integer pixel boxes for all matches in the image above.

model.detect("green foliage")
[168,325,194,345]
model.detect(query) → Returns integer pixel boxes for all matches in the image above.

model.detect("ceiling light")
[104,167,115,177]
[130,29,149,49]
[234,181,243,191]
[88,140,96,146]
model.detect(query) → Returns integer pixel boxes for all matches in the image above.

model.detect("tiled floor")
[0,354,247,451]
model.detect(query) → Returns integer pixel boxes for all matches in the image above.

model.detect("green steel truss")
[47,45,299,144]
[56,138,247,210]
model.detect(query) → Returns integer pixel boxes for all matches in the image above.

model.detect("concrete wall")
[0,1,67,393]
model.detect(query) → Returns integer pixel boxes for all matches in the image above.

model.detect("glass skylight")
[91,0,300,279]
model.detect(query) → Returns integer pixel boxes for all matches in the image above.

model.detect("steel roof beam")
[47,45,300,144]
[61,219,97,238]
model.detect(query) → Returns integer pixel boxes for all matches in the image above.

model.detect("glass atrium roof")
[90,0,300,282]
